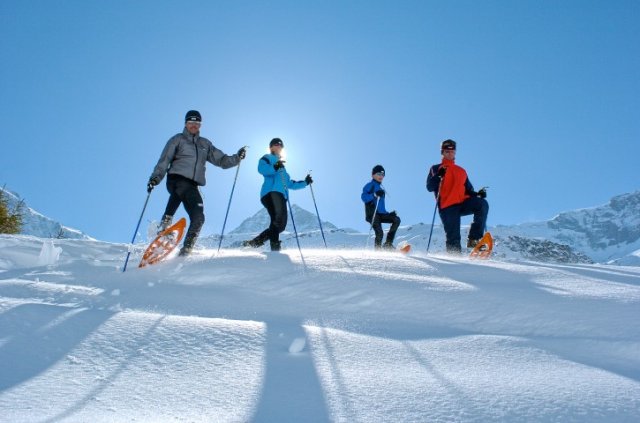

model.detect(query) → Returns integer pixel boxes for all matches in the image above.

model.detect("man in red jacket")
[426,139,489,254]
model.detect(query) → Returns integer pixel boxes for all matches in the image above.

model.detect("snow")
[1,234,639,422]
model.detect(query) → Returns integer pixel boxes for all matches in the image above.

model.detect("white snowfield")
[1,235,639,422]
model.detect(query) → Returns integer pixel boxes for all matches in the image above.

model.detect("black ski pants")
[372,212,401,246]
[164,174,205,244]
[256,191,288,244]
[439,196,489,253]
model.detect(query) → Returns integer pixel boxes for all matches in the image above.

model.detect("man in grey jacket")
[147,110,246,256]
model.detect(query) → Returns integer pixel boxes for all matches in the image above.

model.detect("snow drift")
[1,235,639,422]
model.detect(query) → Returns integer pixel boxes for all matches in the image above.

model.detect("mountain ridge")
[3,185,639,265]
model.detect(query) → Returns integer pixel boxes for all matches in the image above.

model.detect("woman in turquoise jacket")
[243,138,312,251]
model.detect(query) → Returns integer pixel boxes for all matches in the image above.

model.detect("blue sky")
[2,0,638,242]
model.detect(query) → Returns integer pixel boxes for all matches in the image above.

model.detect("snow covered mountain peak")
[548,190,640,249]
[229,203,337,235]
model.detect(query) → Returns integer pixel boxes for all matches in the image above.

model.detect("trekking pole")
[365,196,380,250]
[217,146,247,254]
[280,169,306,267]
[308,170,327,248]
[286,196,306,266]
[426,177,444,255]
[478,186,489,233]
[123,191,152,272]
[425,195,439,254]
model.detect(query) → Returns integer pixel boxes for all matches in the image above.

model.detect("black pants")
[255,192,288,244]
[371,212,401,246]
[439,196,489,253]
[164,174,205,243]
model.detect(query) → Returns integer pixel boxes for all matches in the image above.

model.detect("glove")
[478,188,487,199]
[437,166,447,177]
[375,189,385,198]
[147,177,159,193]
[237,147,246,160]
[305,174,313,185]
[274,160,285,171]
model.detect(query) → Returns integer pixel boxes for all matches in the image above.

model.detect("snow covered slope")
[0,235,639,422]
[611,248,640,266]
[1,187,91,240]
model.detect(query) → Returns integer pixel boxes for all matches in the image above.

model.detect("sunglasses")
[186,121,201,126]
[374,172,385,177]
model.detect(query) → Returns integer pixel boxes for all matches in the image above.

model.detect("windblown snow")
[1,235,639,422]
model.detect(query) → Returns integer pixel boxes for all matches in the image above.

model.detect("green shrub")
[0,189,23,234]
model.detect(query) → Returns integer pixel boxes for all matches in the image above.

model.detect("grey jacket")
[150,128,240,186]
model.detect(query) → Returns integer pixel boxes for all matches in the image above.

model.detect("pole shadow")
[251,317,331,423]
[0,303,114,392]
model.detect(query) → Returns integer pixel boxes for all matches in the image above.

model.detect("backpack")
[364,183,377,223]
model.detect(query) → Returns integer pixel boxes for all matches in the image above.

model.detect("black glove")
[375,189,385,198]
[274,160,285,171]
[437,166,447,177]
[305,174,313,185]
[478,188,487,199]
[237,147,246,160]
[147,177,159,193]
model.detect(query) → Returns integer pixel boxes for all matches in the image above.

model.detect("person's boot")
[242,238,265,248]
[374,242,382,251]
[179,232,198,256]
[269,240,281,252]
[242,230,269,248]
[446,243,462,255]
[467,238,480,249]
[242,231,269,248]
[158,214,173,234]
[383,241,395,250]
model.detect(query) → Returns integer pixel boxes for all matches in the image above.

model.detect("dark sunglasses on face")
[375,172,385,177]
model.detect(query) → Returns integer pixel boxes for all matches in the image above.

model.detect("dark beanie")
[441,139,456,151]
[372,164,385,175]
[269,138,284,148]
[185,110,202,122]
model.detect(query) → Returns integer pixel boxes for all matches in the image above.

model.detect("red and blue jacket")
[426,158,475,210]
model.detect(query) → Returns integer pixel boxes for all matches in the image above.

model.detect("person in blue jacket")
[361,165,401,250]
[243,138,313,251]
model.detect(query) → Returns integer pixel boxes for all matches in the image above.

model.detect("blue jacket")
[258,154,307,199]
[361,179,388,214]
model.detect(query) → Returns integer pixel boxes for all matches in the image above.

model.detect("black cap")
[372,164,385,175]
[185,110,202,123]
[269,138,284,148]
[441,139,456,151]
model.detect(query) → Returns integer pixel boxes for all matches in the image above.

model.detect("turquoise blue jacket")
[258,154,307,199]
